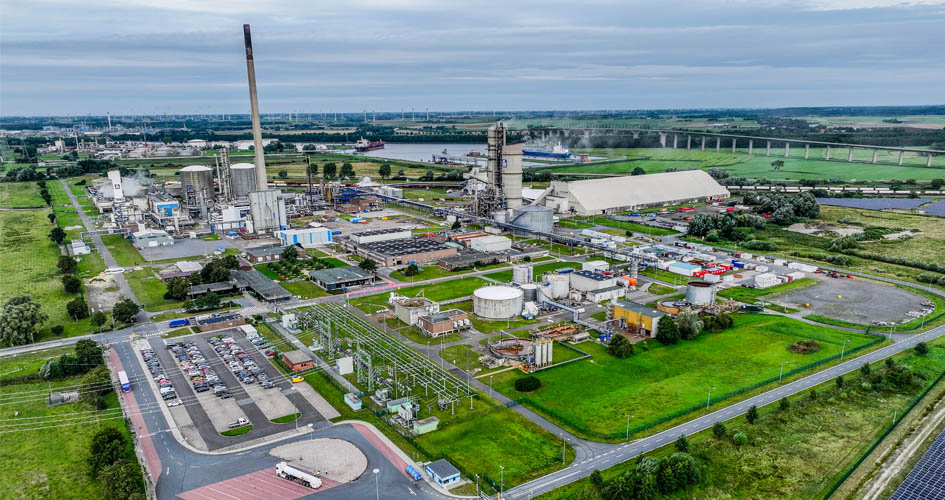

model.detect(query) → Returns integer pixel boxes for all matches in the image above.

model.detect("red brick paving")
[351,422,411,479]
[178,469,339,500]
[110,349,162,483]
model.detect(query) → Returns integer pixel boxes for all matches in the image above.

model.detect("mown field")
[490,314,878,440]
[554,148,945,181]
[0,365,138,500]
[349,277,489,313]
[484,261,574,282]
[0,182,44,207]
[538,339,945,500]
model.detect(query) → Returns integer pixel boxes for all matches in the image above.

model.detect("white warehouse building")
[541,170,730,215]
[468,235,512,253]
[275,227,332,248]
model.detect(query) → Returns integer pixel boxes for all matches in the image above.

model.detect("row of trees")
[742,191,820,224]
[591,451,702,500]
[87,427,145,500]
[686,212,767,240]
[655,312,734,345]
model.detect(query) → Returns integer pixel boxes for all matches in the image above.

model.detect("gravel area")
[269,438,367,483]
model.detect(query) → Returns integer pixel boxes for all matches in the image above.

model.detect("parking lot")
[139,327,332,451]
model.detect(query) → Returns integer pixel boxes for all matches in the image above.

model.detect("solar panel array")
[890,427,945,499]
[815,197,931,210]
[921,199,945,217]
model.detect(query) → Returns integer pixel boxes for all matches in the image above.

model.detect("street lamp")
[490,375,494,398]
[779,361,792,383]
[559,433,565,464]
[499,465,505,498]
[625,414,634,442]
[308,423,316,474]
[373,468,380,500]
[840,339,850,360]
[706,386,716,411]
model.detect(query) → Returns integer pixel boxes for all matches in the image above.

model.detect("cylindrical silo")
[545,274,569,299]
[229,163,257,198]
[686,280,716,306]
[179,165,214,201]
[510,205,553,234]
[512,265,532,284]
[473,286,524,319]
[520,284,539,302]
[501,144,523,209]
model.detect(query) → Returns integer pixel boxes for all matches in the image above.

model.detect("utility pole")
[840,339,850,360]
[706,386,716,411]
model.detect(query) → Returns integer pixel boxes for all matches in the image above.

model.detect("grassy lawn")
[717,277,818,303]
[390,261,512,283]
[646,283,676,295]
[221,425,253,436]
[491,314,878,440]
[148,304,239,322]
[281,280,330,299]
[163,327,195,338]
[640,267,703,285]
[587,217,678,236]
[484,261,573,282]
[100,234,144,267]
[0,381,139,500]
[539,339,945,500]
[271,412,301,423]
[0,181,44,207]
[0,346,75,379]
[557,219,594,229]
[0,209,102,341]
[350,277,489,314]
[124,268,181,311]
[590,311,607,321]
[200,234,220,241]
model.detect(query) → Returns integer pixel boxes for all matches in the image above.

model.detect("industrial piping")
[243,24,267,191]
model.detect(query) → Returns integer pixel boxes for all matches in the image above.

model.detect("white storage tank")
[230,163,257,198]
[179,165,214,200]
[545,274,570,299]
[473,286,524,319]
[686,280,716,306]
[501,144,523,209]
[509,205,554,234]
[512,265,532,284]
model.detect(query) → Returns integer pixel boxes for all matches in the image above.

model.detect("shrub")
[915,342,929,356]
[712,421,727,439]
[51,325,64,336]
[790,339,821,354]
[675,434,690,452]
[732,431,748,447]
[746,405,758,424]
[607,334,635,358]
[514,376,541,392]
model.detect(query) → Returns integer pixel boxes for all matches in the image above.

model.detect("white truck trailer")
[275,462,322,489]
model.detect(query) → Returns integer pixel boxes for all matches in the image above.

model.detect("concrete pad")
[292,383,341,420]
[269,438,367,483]
[772,275,927,324]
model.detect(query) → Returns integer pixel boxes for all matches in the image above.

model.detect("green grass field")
[221,425,253,436]
[539,339,945,500]
[0,181,44,208]
[646,283,676,295]
[124,268,180,311]
[491,314,877,440]
[389,260,510,283]
[0,381,138,500]
[0,209,101,340]
[350,277,489,314]
[0,346,75,379]
[552,148,945,181]
[280,280,330,299]
[100,234,144,267]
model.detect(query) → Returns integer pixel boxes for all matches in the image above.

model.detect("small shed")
[344,393,362,411]
[281,350,314,372]
[414,416,440,435]
[425,459,461,487]
[386,397,411,413]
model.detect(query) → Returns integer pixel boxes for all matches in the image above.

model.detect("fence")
[517,336,885,441]
[821,368,945,499]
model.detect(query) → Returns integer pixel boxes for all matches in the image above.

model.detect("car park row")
[141,346,181,406]
[206,334,277,390]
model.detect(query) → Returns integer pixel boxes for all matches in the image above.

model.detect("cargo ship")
[354,138,385,152]
[523,142,571,159]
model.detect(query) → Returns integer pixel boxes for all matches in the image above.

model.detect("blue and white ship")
[523,142,572,159]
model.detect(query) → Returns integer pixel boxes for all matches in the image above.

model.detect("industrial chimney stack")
[243,24,267,190]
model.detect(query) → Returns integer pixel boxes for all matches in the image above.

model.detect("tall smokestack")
[243,24,267,191]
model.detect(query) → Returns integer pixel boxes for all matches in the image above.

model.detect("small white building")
[754,273,780,289]
[275,227,332,248]
[131,229,174,248]
[586,285,625,303]
[581,260,609,272]
[281,313,298,330]
[570,270,617,292]
[468,235,512,253]
[668,262,702,277]
[69,240,91,256]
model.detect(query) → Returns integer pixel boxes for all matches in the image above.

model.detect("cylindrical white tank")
[520,283,539,302]
[230,163,257,198]
[545,274,569,299]
[179,165,214,201]
[539,284,552,303]
[512,265,532,284]
[686,280,716,306]
[510,205,554,234]
[473,286,524,319]
[502,144,523,209]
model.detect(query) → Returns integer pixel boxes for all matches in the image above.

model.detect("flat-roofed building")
[309,266,375,291]
[612,300,666,338]
[356,238,457,267]
[417,309,470,337]
[350,228,412,245]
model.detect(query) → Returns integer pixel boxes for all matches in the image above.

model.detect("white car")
[167,400,182,407]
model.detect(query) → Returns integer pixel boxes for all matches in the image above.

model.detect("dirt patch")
[789,339,821,354]
[772,276,925,324]
[882,230,917,240]
[86,273,122,313]
[786,222,862,237]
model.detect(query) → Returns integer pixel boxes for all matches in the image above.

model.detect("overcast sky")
[2,0,944,116]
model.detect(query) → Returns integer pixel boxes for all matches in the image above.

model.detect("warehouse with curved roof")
[543,170,730,215]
